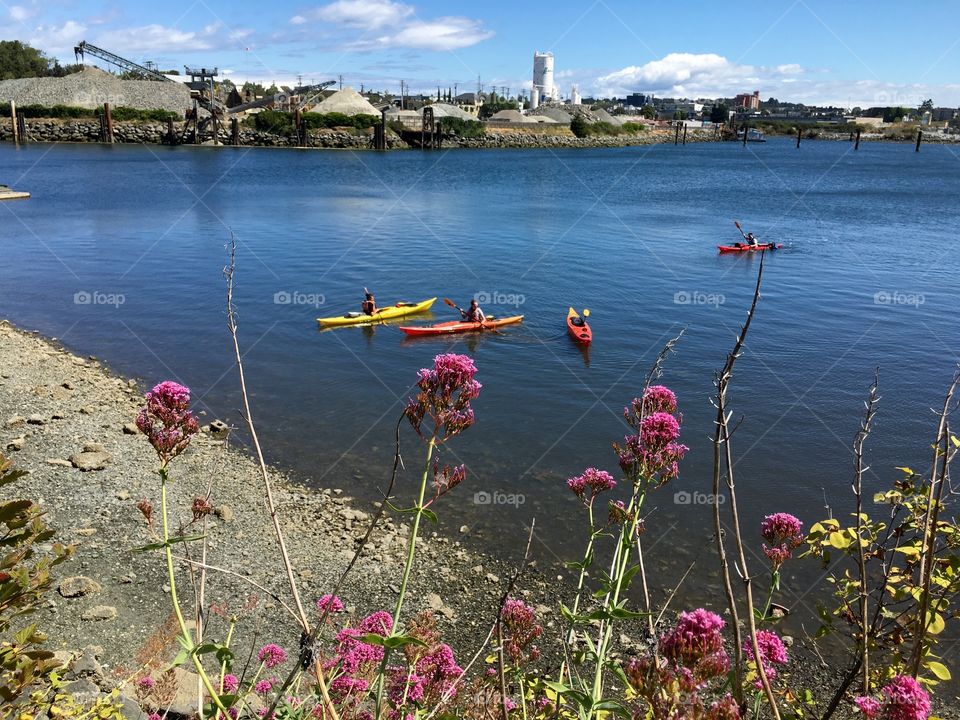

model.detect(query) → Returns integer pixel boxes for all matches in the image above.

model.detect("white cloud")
[312,0,413,30]
[9,6,31,22]
[593,53,960,107]
[293,0,492,51]
[29,20,87,54]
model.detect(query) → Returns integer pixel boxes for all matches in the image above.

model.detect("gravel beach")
[0,319,552,681]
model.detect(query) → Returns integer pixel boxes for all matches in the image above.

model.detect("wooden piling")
[796,126,802,148]
[231,117,240,146]
[742,122,748,146]
[855,129,861,150]
[103,103,114,144]
[915,129,922,152]
[10,101,19,144]
[294,108,302,147]
[674,123,679,145]
[682,125,687,145]
[166,118,176,145]
[16,114,25,143]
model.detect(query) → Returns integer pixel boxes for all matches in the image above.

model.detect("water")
[2,139,959,628]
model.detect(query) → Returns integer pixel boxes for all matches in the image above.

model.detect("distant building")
[532,51,557,109]
[570,84,581,106]
[733,91,761,110]
[625,93,649,107]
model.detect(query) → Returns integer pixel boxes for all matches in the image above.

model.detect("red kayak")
[399,315,524,336]
[567,308,591,345]
[718,242,781,253]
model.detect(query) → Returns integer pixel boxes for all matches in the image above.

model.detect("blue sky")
[5,0,960,106]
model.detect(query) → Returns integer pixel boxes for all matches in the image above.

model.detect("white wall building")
[531,51,557,109]
[570,84,581,106]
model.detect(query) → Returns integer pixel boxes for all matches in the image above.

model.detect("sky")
[4,0,960,107]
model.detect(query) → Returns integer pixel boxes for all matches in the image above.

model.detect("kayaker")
[361,292,378,316]
[462,299,486,323]
[745,232,759,247]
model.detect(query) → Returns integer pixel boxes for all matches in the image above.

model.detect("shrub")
[570,115,590,138]
[0,453,75,709]
[440,117,485,138]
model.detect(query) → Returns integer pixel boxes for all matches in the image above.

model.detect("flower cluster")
[405,354,482,440]
[660,609,730,681]
[500,599,542,666]
[257,643,288,669]
[387,643,463,715]
[325,612,395,701]
[855,676,931,720]
[761,512,805,570]
[316,594,345,615]
[608,499,633,526]
[221,674,239,693]
[567,467,617,506]
[615,386,688,486]
[136,381,200,465]
[743,630,789,686]
[432,463,467,498]
[626,609,735,720]
[192,495,213,520]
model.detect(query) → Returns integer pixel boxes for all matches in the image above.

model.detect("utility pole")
[339,74,343,90]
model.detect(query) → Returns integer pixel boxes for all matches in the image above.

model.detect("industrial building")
[531,51,557,109]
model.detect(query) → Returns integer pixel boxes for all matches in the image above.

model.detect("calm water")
[2,139,959,626]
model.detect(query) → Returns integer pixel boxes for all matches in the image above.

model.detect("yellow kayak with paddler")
[316,297,437,328]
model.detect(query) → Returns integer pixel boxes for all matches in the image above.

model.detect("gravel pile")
[0,66,192,112]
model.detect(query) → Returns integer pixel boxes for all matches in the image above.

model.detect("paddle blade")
[734,221,741,229]
[583,308,590,318]
[443,298,457,308]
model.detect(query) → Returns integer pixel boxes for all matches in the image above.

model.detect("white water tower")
[570,84,581,106]
[533,51,556,104]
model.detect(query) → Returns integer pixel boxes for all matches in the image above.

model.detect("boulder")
[70,444,112,471]
[80,605,117,621]
[59,576,102,598]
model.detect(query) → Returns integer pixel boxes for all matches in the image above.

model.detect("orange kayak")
[399,315,524,336]
[566,308,591,345]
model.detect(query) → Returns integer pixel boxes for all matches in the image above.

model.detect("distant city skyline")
[3,0,959,107]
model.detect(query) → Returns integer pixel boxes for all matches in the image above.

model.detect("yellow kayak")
[317,297,437,328]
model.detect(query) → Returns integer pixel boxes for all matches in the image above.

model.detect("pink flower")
[500,599,542,665]
[221,674,239,693]
[432,463,466,497]
[254,678,275,694]
[567,468,617,505]
[136,381,200,464]
[661,609,728,675]
[316,595,345,614]
[761,513,805,569]
[707,695,742,720]
[743,630,788,683]
[643,385,679,414]
[136,676,155,691]
[149,714,162,720]
[405,354,481,440]
[640,412,681,448]
[257,643,287,669]
[882,676,931,720]
[855,696,883,719]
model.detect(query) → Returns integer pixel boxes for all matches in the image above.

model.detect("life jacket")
[362,299,376,315]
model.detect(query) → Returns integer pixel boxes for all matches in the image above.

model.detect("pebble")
[58,576,102,598]
[70,443,112,471]
[122,422,139,435]
[215,505,234,522]
[47,458,73,467]
[79,405,94,414]
[6,436,25,451]
[27,414,46,425]
[81,605,118,622]
[4,415,25,427]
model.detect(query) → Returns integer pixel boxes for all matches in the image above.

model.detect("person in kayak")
[745,232,759,247]
[462,299,486,323]
[361,292,378,316]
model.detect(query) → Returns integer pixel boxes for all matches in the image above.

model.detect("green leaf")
[420,508,438,524]
[132,534,206,553]
[359,633,427,650]
[926,661,951,681]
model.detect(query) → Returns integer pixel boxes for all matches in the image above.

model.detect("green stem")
[559,505,599,684]
[159,467,230,716]
[591,482,648,707]
[216,620,236,720]
[374,436,437,720]
[761,571,779,623]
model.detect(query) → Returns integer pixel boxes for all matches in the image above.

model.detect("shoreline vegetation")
[2,244,959,720]
[2,111,958,150]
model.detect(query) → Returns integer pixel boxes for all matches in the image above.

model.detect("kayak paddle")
[443,297,501,334]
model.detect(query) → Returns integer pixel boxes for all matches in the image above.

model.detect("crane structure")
[74,40,334,116]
